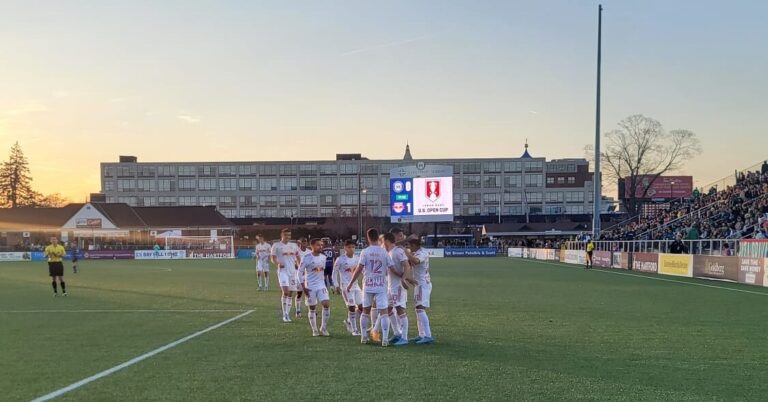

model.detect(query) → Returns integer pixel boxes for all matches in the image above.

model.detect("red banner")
[632,253,659,273]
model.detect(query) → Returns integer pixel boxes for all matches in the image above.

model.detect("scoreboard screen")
[389,164,454,223]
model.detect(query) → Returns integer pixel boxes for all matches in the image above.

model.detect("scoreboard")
[389,164,454,223]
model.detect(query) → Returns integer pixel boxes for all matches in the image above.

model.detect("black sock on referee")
[61,282,66,293]
[52,281,58,293]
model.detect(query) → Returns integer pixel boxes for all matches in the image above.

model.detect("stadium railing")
[566,239,742,256]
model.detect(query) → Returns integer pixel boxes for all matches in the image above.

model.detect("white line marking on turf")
[29,309,254,402]
[1,309,249,313]
[523,259,768,296]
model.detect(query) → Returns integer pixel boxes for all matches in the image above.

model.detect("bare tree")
[590,115,701,215]
[30,192,70,207]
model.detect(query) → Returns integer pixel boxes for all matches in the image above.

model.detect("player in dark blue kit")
[321,240,337,288]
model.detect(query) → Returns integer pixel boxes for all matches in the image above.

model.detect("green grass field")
[2,257,768,401]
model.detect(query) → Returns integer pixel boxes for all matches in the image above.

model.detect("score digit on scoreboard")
[389,164,454,223]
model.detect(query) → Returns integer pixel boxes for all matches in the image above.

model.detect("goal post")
[163,235,235,259]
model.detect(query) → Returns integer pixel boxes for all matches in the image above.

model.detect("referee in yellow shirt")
[45,237,67,296]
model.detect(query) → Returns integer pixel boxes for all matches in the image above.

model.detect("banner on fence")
[444,248,496,257]
[737,257,763,286]
[739,239,768,258]
[632,253,659,273]
[692,255,739,281]
[592,251,612,268]
[658,254,693,277]
[134,250,186,260]
[0,252,31,262]
[611,252,629,269]
[424,248,445,258]
[507,248,523,258]
[187,250,234,259]
[83,250,135,260]
[563,250,585,265]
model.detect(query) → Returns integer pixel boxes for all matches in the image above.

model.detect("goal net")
[163,236,234,259]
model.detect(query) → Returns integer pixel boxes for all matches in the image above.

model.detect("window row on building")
[102,159,577,180]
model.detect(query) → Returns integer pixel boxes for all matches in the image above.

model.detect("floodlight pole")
[592,4,603,240]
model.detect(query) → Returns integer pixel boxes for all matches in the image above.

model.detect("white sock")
[389,312,401,338]
[309,309,318,332]
[371,309,379,330]
[321,307,330,332]
[263,276,268,289]
[257,276,263,287]
[281,296,291,317]
[417,309,431,338]
[348,311,358,333]
[360,313,370,340]
[295,296,302,314]
[373,315,381,332]
[399,314,409,340]
[380,313,390,342]
[356,309,361,324]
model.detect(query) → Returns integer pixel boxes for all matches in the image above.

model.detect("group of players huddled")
[253,227,433,346]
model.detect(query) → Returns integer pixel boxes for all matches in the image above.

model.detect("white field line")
[29,309,254,402]
[1,309,249,313]
[522,259,768,296]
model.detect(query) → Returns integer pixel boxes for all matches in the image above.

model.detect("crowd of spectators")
[602,166,768,241]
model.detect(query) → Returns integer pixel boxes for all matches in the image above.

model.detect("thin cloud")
[2,102,49,116]
[341,34,434,56]
[176,114,201,124]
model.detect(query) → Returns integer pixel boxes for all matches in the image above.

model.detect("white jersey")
[334,254,360,289]
[388,246,408,290]
[412,248,431,284]
[271,241,299,271]
[358,245,393,293]
[298,253,327,290]
[255,243,271,263]
[298,248,312,265]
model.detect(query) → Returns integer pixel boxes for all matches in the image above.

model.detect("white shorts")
[305,287,330,306]
[257,261,270,273]
[342,286,363,307]
[362,290,389,310]
[414,283,432,308]
[277,269,298,290]
[389,286,407,308]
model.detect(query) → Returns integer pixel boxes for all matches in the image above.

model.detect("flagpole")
[592,4,603,240]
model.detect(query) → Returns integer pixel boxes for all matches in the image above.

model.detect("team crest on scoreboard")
[426,180,441,202]
[392,202,405,213]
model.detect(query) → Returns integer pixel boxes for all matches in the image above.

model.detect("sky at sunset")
[1,0,766,202]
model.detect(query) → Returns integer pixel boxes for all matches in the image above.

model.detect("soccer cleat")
[352,331,361,337]
[63,292,68,297]
[411,336,423,343]
[415,337,434,345]
[361,337,370,344]
[370,330,381,343]
[381,339,389,347]
[322,330,330,337]
[393,338,409,347]
[53,293,58,297]
[295,312,302,319]
[312,330,320,337]
[282,316,292,323]
[390,335,402,344]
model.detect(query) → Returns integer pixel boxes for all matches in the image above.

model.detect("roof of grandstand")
[0,203,235,231]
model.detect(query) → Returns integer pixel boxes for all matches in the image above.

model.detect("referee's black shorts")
[48,262,64,277]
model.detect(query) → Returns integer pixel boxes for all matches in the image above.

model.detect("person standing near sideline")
[45,237,67,296]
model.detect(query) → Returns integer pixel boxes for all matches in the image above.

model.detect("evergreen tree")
[0,142,35,208]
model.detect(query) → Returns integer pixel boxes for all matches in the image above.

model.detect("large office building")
[99,144,596,221]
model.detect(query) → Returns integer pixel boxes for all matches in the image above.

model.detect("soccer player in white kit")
[408,238,434,344]
[271,228,300,322]
[295,238,312,319]
[298,238,331,337]
[347,228,395,346]
[334,239,362,336]
[383,233,410,346]
[254,235,271,291]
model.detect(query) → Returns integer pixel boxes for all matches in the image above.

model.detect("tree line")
[0,142,68,208]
